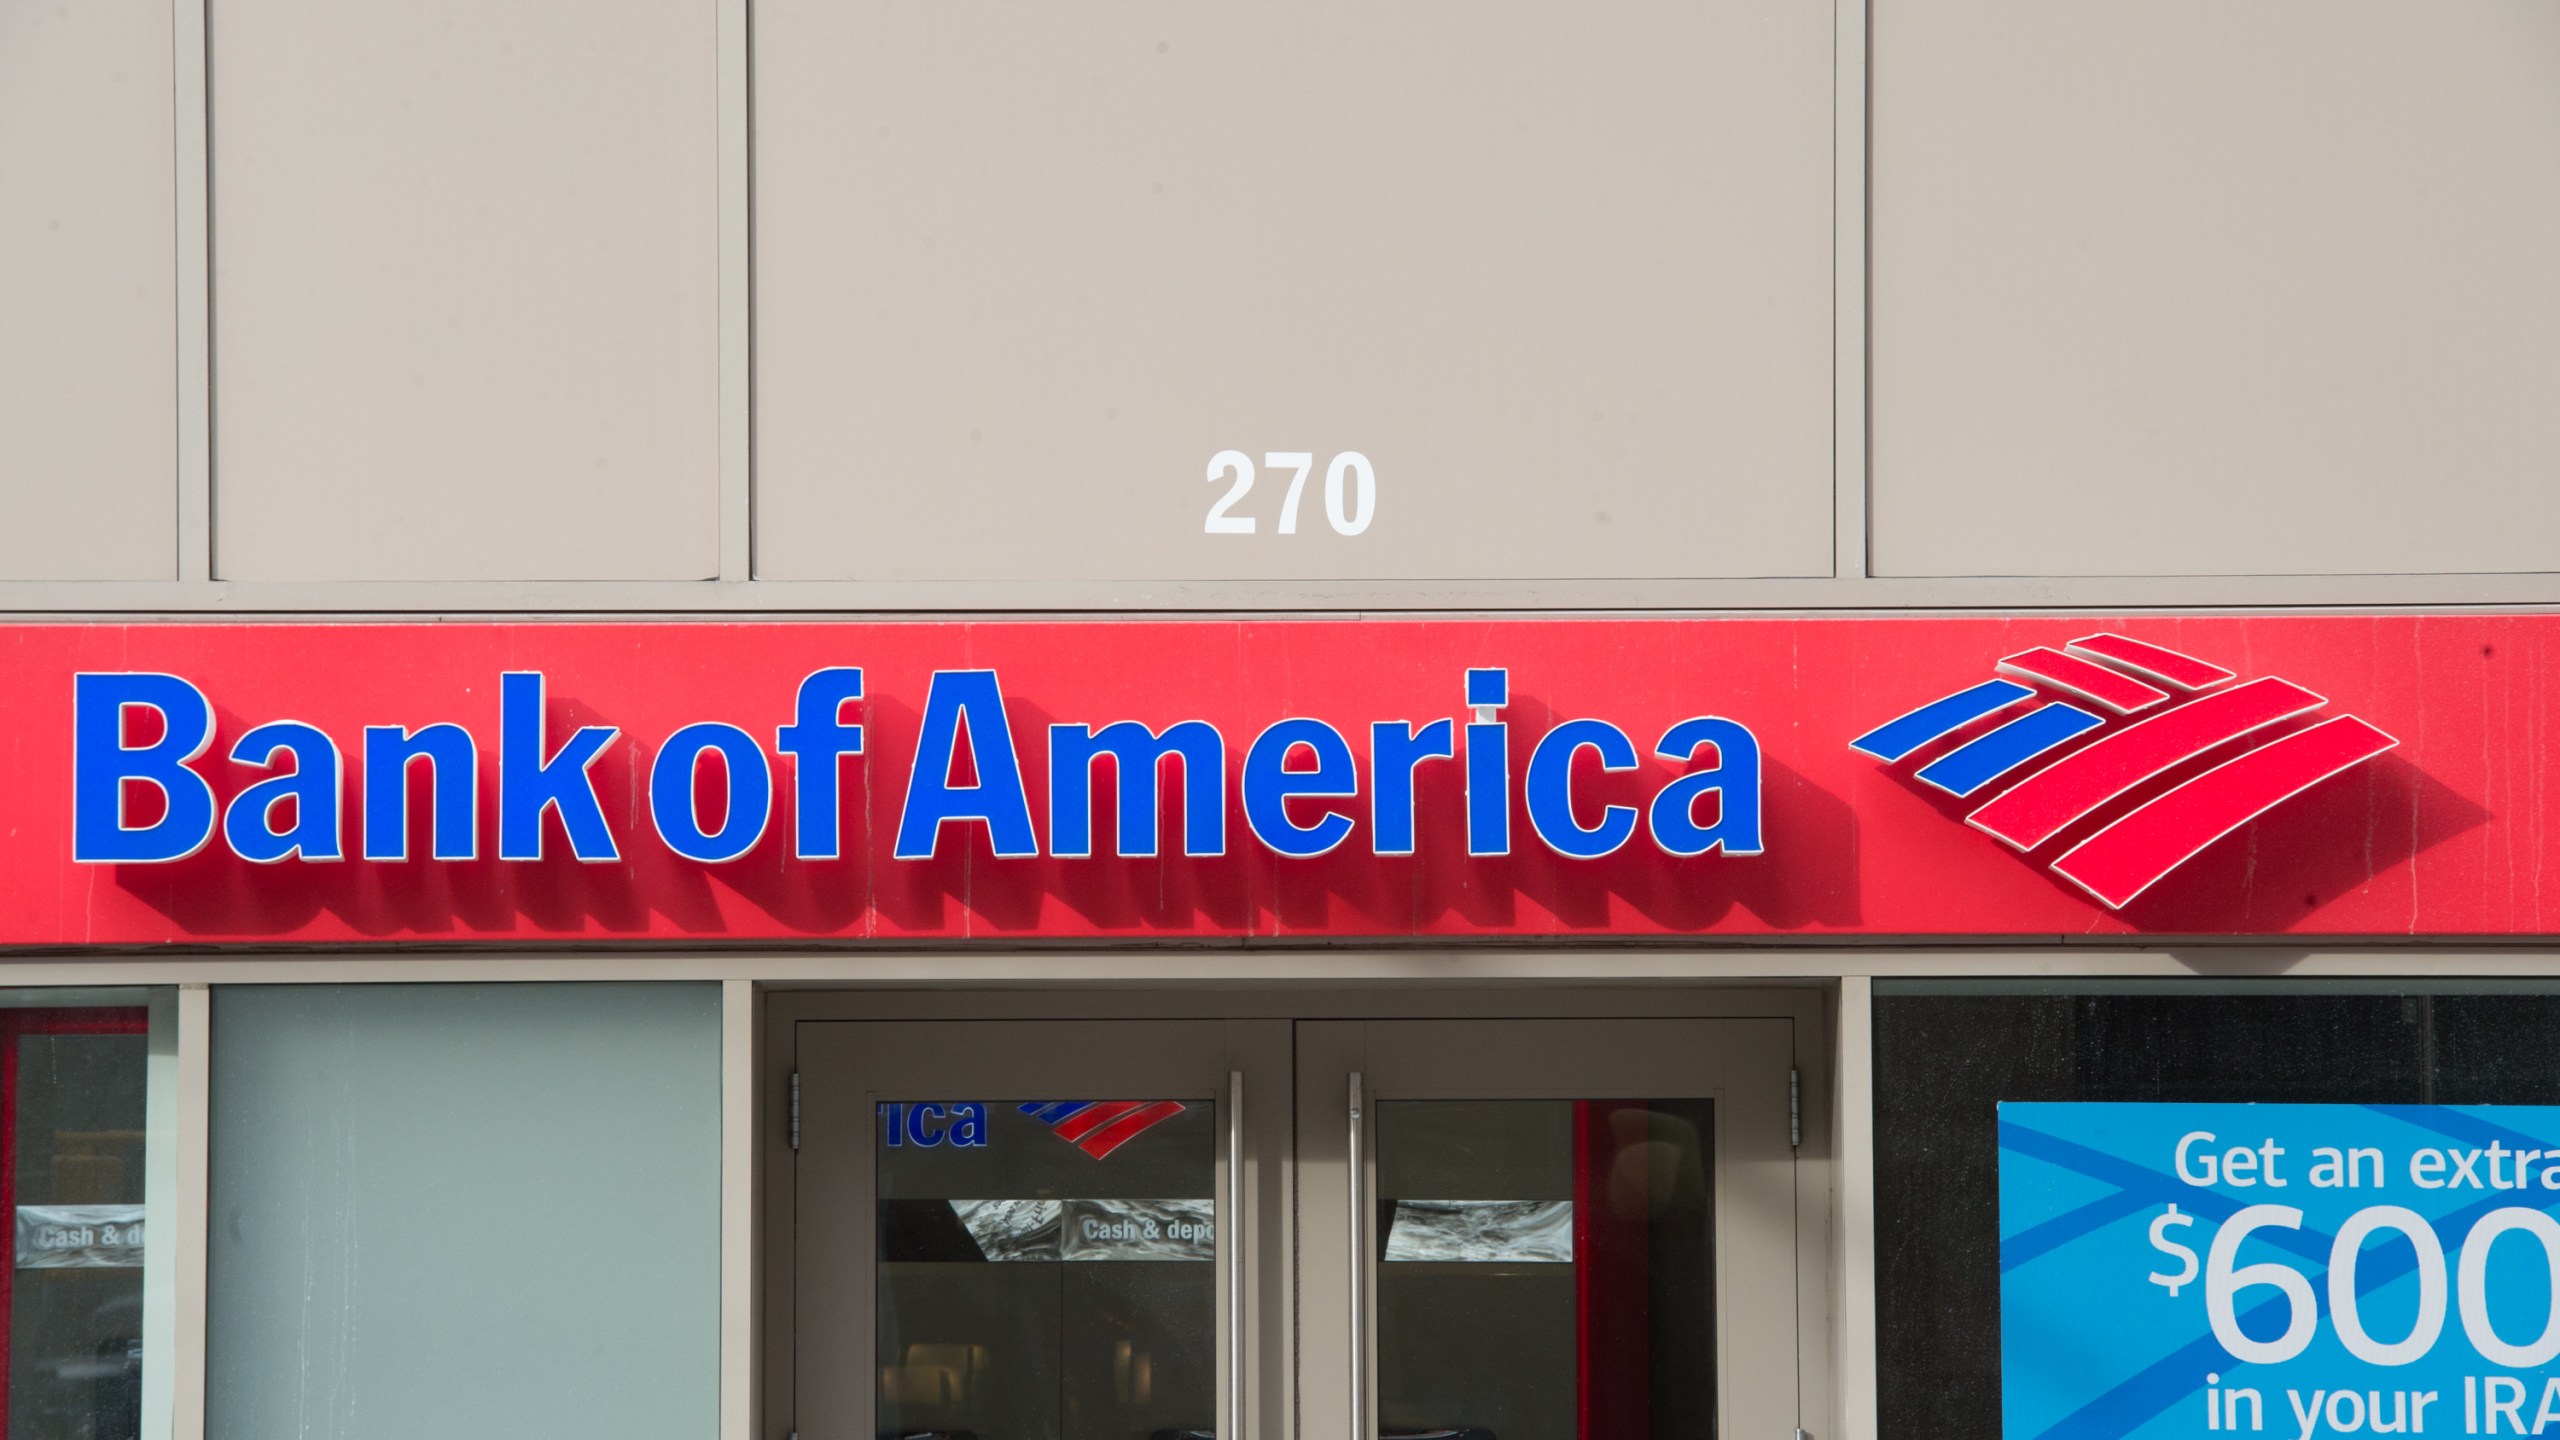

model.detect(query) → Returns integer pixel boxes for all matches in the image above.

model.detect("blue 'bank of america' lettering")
[70,666,1763,866]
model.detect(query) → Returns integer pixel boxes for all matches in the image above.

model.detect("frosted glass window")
[206,984,719,1440]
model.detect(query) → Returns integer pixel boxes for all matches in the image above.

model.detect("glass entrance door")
[792,1013,1800,1440]
[1296,1020,1800,1440]
[794,1020,1290,1440]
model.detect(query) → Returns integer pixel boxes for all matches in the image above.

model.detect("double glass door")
[792,1014,1800,1440]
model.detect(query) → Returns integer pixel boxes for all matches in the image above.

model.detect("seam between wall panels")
[1832,0,1870,584]
[174,0,211,583]
[717,0,751,583]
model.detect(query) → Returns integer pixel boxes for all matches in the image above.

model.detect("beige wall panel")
[0,0,177,579]
[754,1,1834,583]
[209,0,718,582]
[1870,2,2560,579]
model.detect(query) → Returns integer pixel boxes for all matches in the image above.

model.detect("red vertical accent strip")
[13,1010,147,1036]
[1578,1103,1651,1440]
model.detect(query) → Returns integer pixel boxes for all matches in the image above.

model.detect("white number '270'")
[1204,451,1374,537]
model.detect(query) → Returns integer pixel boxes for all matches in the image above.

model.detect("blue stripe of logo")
[1917,703,2104,797]
[1019,1101,1097,1126]
[1850,679,2034,762]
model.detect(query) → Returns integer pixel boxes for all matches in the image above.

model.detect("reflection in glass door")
[1371,1099,1716,1440]
[875,1098,1216,1440]
[792,1021,1286,1440]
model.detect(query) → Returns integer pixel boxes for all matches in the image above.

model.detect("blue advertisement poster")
[2001,1103,2560,1440]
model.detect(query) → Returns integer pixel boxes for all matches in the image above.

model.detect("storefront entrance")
[785,1003,1809,1440]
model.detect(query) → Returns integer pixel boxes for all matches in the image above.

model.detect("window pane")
[205,983,719,1440]
[7,1014,151,1440]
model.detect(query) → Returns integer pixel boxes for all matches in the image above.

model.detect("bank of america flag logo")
[1018,1101,1187,1159]
[1851,633,2398,909]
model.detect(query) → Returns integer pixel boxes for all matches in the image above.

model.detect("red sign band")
[4,617,2542,944]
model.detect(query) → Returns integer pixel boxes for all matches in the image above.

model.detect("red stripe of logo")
[1996,647,2171,715]
[2049,717,2401,908]
[1051,1100,1147,1143]
[1966,677,2328,851]
[1077,1100,1189,1159]
[2063,633,2236,691]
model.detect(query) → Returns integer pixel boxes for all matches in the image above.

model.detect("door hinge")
[788,1071,801,1151]
[1788,1067,1801,1149]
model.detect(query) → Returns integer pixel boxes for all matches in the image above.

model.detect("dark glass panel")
[1874,986,2560,1440]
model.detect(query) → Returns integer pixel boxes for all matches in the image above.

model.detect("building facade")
[4,2,2560,1438]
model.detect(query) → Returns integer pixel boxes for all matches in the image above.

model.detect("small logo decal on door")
[878,1101,990,1147]
[1018,1101,1188,1159]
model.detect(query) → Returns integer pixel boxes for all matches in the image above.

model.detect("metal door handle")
[1227,1070,1246,1440]
[1347,1071,1366,1440]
